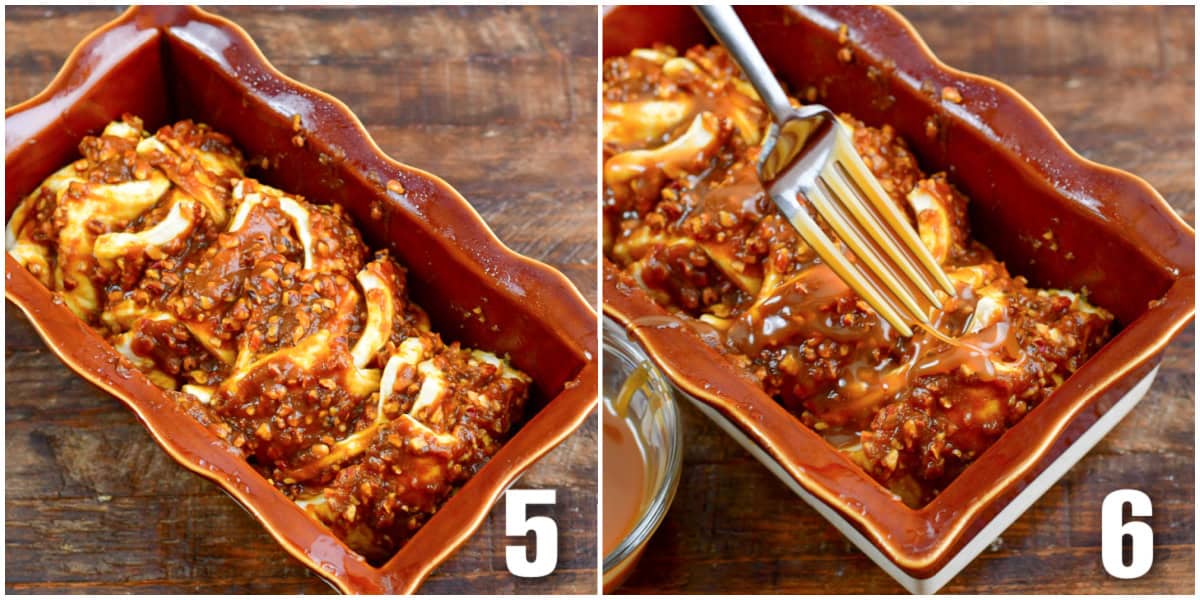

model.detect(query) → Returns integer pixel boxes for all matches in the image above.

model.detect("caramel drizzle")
[611,362,650,419]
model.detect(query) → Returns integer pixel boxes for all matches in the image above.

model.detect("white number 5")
[1101,489,1153,579]
[505,489,558,578]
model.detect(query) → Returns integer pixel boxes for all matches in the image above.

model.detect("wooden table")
[613,5,1195,594]
[5,6,597,594]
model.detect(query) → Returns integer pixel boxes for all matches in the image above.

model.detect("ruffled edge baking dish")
[6,5,598,593]
[601,5,1193,593]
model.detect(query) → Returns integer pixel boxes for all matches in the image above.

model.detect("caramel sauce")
[730,261,1019,425]
[728,264,858,352]
[602,364,651,557]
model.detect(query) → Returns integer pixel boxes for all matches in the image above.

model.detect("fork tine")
[832,137,957,297]
[787,186,913,337]
[823,159,943,308]
[809,175,930,325]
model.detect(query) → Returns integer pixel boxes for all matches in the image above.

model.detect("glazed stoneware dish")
[601,5,1194,593]
[5,5,597,594]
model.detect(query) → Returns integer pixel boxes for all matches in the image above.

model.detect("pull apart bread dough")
[8,116,530,561]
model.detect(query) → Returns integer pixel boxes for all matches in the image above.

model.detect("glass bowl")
[601,316,683,592]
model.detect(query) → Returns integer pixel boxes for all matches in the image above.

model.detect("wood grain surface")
[611,5,1196,594]
[5,6,598,594]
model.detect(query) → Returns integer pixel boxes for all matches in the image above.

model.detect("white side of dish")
[682,366,1159,594]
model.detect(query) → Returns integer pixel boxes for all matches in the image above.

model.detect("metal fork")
[696,6,956,337]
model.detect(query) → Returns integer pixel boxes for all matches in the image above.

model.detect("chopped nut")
[924,115,939,138]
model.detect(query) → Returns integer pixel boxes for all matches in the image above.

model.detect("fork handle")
[695,5,794,122]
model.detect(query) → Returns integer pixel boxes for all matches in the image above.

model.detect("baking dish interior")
[601,4,1194,573]
[6,5,595,588]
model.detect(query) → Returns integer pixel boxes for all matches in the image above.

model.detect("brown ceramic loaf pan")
[5,5,597,594]
[602,4,1194,591]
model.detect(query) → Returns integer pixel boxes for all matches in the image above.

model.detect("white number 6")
[505,489,558,578]
[1101,489,1153,579]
